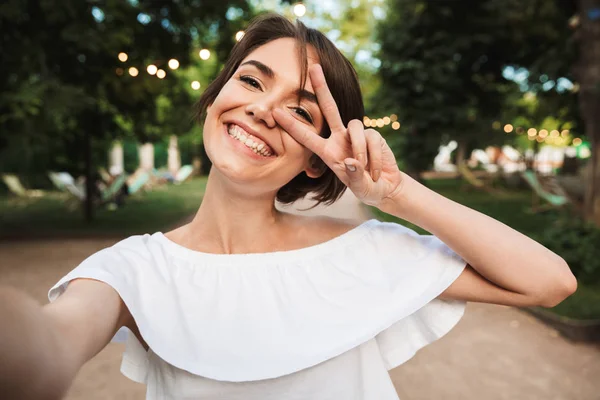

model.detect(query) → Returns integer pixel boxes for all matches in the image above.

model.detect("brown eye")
[240,75,261,89]
[294,107,313,123]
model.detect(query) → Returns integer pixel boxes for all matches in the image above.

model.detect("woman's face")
[203,38,325,196]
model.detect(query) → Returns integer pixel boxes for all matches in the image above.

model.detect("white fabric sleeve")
[368,221,467,370]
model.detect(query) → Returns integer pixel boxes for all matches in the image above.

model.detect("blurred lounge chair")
[48,172,85,200]
[101,173,128,202]
[1,174,45,198]
[127,170,150,195]
[520,170,569,213]
[457,163,500,194]
[174,165,194,184]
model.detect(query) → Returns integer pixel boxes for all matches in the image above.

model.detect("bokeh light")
[191,81,201,90]
[128,67,139,77]
[383,116,391,125]
[527,128,537,137]
[199,49,211,60]
[573,138,582,146]
[293,3,306,17]
[168,59,179,70]
[392,121,400,130]
[503,124,513,133]
[118,52,128,62]
[156,69,166,79]
[539,129,548,138]
[390,114,398,122]
[147,64,157,75]
[236,31,245,41]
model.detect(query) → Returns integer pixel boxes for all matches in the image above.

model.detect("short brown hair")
[195,13,364,205]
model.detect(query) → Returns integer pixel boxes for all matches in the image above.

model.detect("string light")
[573,138,582,146]
[156,69,166,79]
[116,68,124,76]
[561,130,569,137]
[550,130,559,138]
[503,124,513,133]
[392,121,400,130]
[235,31,245,41]
[168,59,180,70]
[199,49,211,60]
[147,65,157,75]
[390,114,398,122]
[383,116,391,125]
[191,81,201,90]
[527,128,537,137]
[118,52,128,62]
[293,3,306,17]
[539,129,548,138]
[128,67,139,77]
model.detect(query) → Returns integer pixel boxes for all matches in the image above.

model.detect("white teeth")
[227,124,273,157]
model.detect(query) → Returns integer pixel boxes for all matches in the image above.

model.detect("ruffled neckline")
[152,219,378,265]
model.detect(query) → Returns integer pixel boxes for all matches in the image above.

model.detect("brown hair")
[195,13,364,205]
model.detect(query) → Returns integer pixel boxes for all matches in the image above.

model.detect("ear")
[305,154,326,179]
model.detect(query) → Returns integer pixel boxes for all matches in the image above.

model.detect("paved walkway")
[1,191,598,399]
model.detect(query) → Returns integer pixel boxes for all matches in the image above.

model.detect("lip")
[225,120,277,156]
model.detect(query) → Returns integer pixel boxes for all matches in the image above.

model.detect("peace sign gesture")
[273,64,404,208]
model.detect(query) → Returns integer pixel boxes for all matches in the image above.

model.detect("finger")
[347,119,367,167]
[273,108,327,157]
[309,64,345,133]
[343,157,367,190]
[365,129,383,181]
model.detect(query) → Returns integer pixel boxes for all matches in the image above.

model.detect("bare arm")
[380,173,578,308]
[0,279,130,400]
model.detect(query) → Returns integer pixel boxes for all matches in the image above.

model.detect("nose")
[245,101,276,129]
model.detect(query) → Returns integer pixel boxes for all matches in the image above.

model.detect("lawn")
[371,178,600,321]
[0,177,208,238]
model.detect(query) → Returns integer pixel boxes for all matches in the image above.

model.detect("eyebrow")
[240,60,319,106]
[240,60,275,79]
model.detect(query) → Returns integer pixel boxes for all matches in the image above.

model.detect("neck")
[184,168,289,254]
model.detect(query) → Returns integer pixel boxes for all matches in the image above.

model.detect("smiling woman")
[0,12,576,400]
[196,14,363,205]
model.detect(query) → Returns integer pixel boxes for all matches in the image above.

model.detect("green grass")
[371,178,600,321]
[0,177,207,237]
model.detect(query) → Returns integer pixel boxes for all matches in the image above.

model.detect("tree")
[574,0,600,224]
[0,0,252,221]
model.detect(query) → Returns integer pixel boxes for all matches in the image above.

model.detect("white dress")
[48,219,467,400]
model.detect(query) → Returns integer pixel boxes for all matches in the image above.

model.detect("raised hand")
[273,64,404,208]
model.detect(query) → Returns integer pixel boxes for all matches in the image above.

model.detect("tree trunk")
[576,0,600,225]
[455,139,467,167]
[84,129,94,223]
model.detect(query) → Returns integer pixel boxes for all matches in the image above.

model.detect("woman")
[0,13,576,400]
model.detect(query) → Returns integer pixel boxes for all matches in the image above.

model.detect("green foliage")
[375,0,579,173]
[535,216,600,286]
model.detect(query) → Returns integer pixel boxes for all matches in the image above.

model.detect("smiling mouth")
[227,124,276,157]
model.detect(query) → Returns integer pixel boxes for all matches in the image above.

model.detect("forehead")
[240,38,319,87]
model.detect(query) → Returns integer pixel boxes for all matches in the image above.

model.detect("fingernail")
[373,169,381,181]
[345,162,356,172]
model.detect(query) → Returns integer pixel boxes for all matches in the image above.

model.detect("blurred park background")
[1,0,600,399]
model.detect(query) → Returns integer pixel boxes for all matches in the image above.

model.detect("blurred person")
[0,13,577,400]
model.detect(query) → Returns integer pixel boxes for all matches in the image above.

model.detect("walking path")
[1,191,598,399]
